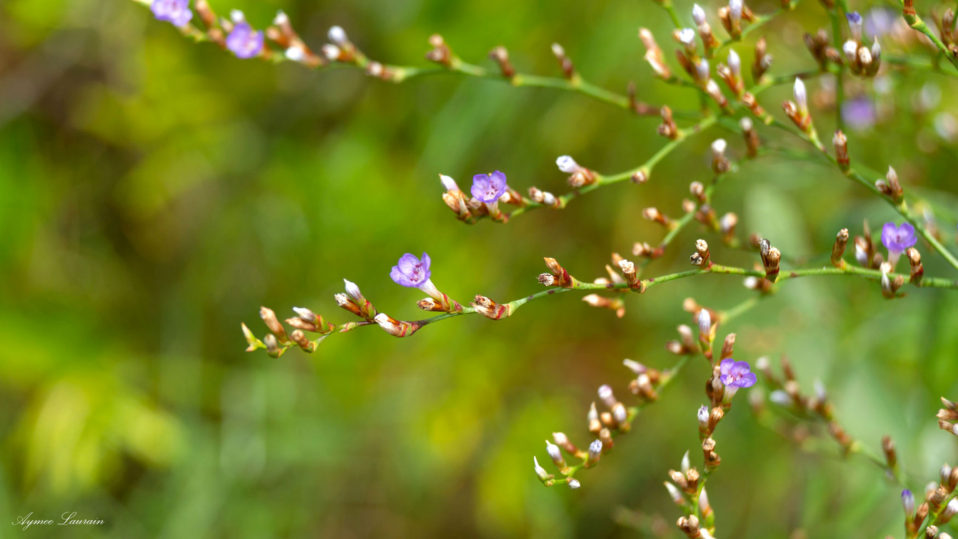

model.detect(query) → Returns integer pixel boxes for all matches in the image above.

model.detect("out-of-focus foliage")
[0,0,957,537]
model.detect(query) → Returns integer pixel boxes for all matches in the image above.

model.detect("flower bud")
[586,439,603,466]
[533,456,551,480]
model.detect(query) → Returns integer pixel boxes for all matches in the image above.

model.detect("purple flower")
[151,0,192,28]
[226,22,264,59]
[470,171,508,203]
[719,359,757,389]
[881,222,917,253]
[841,97,877,131]
[390,253,431,288]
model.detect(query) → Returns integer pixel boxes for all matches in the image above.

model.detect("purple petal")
[739,372,757,388]
[731,361,750,377]
[390,266,413,287]
[420,252,431,272]
[399,254,423,275]
[719,358,734,376]
[490,170,508,190]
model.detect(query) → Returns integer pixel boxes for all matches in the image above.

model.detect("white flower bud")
[623,358,646,374]
[230,9,246,23]
[692,4,707,25]
[546,440,562,461]
[793,77,807,110]
[729,0,743,21]
[293,306,316,322]
[343,279,362,300]
[273,10,289,26]
[533,456,550,480]
[568,479,581,489]
[871,38,881,58]
[588,439,603,458]
[711,138,727,156]
[556,155,579,173]
[696,59,710,81]
[328,25,348,45]
[334,293,350,306]
[665,481,684,503]
[728,49,741,76]
[697,405,709,425]
[551,42,565,57]
[678,28,696,45]
[322,44,341,61]
[697,308,712,336]
[843,40,859,62]
[552,432,569,446]
[858,46,872,66]
[681,450,690,473]
[439,174,459,192]
[740,116,753,131]
[598,384,615,407]
[755,356,769,370]
[285,46,305,62]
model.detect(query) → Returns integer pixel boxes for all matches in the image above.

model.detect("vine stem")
[898,0,958,74]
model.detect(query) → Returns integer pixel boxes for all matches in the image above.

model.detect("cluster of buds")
[843,12,882,77]
[555,155,597,188]
[322,25,364,66]
[710,138,729,174]
[876,166,904,203]
[550,43,576,80]
[243,303,337,357]
[608,252,644,292]
[536,363,668,488]
[803,29,840,71]
[879,261,906,298]
[937,397,958,437]
[664,452,715,538]
[527,186,561,208]
[757,357,857,456]
[718,0,756,39]
[658,106,679,139]
[489,46,515,79]
[784,78,812,133]
[639,28,671,79]
[758,238,782,282]
[853,221,883,269]
[425,34,454,67]
[933,9,958,58]
[690,239,712,268]
[539,257,577,288]
[902,457,958,536]
[752,37,772,81]
[440,171,525,223]
[266,11,323,66]
[666,323,700,356]
[471,295,511,320]
[716,50,745,98]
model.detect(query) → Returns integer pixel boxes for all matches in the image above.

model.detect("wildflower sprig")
[752,357,902,483]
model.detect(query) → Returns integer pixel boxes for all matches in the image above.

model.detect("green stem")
[899,0,958,74]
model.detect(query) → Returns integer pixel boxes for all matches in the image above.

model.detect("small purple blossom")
[841,97,877,131]
[881,222,917,253]
[226,22,264,59]
[390,253,431,288]
[151,0,192,28]
[719,359,757,388]
[470,171,508,203]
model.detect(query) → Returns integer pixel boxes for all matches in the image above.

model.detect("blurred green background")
[1,0,958,536]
